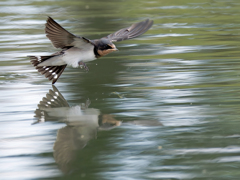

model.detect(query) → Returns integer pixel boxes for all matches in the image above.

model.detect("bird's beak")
[110,44,118,51]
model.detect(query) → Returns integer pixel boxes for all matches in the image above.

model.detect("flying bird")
[29,17,153,84]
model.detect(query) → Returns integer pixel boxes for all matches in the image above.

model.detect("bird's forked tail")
[29,56,67,84]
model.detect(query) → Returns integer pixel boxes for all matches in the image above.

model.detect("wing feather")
[106,19,153,42]
[45,17,92,49]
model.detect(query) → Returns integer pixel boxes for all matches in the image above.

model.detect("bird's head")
[93,38,118,57]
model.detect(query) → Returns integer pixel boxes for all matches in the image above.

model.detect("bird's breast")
[63,47,96,67]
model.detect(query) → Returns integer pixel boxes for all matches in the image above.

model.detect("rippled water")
[1,0,240,179]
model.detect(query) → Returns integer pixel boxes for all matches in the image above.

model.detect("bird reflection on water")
[33,86,162,174]
[33,85,121,173]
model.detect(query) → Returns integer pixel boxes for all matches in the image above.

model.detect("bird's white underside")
[37,45,96,68]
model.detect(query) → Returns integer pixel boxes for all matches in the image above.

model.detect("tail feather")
[33,85,70,124]
[29,56,67,84]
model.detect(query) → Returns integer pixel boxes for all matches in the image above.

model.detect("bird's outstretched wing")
[105,19,153,42]
[45,16,92,49]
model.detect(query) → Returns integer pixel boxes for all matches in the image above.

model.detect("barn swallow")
[29,17,153,84]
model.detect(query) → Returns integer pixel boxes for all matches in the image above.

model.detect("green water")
[1,0,240,179]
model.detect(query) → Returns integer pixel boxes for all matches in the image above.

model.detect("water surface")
[1,0,240,179]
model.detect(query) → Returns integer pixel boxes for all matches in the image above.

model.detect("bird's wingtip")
[46,16,54,22]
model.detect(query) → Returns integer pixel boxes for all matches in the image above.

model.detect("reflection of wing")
[53,114,121,174]
[53,125,96,173]
[34,85,69,123]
